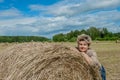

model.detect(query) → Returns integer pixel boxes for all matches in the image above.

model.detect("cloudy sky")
[0,0,120,38]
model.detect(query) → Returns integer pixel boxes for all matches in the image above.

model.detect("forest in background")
[53,27,120,42]
[0,36,50,43]
[0,27,120,42]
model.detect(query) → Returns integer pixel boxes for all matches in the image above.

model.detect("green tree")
[87,27,100,40]
[53,33,65,42]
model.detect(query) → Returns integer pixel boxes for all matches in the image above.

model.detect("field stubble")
[92,42,120,80]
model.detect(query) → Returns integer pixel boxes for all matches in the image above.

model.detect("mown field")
[0,41,120,80]
[92,41,120,80]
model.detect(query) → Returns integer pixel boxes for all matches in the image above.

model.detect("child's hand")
[81,52,92,65]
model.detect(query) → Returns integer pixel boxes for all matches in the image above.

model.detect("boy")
[76,34,106,80]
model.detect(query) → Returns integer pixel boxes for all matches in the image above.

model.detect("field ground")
[0,41,120,80]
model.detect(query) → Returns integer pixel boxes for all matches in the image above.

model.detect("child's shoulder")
[86,49,97,57]
[87,49,95,52]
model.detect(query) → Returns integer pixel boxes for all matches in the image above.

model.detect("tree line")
[0,27,119,42]
[52,27,120,42]
[0,36,50,43]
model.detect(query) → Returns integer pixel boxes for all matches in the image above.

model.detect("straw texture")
[0,42,101,80]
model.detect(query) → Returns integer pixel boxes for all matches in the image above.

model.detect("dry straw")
[0,42,101,80]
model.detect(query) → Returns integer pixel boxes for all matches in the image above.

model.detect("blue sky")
[0,0,120,38]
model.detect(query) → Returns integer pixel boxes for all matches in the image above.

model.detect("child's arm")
[81,52,93,64]
[87,49,101,67]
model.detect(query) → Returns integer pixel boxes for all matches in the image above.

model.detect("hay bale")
[0,42,101,80]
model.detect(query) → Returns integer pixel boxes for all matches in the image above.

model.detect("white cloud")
[0,17,37,26]
[0,0,120,38]
[29,5,47,11]
[29,0,120,16]
[96,10,120,21]
[0,8,23,18]
[0,16,67,36]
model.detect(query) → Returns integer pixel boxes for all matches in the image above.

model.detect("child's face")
[78,41,89,52]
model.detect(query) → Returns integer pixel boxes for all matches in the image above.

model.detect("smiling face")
[78,40,89,53]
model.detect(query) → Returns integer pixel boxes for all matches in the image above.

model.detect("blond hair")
[77,34,92,46]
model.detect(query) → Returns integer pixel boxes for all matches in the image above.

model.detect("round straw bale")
[0,42,101,80]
